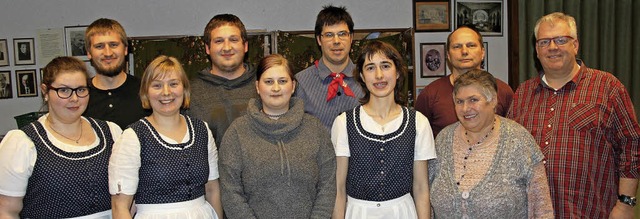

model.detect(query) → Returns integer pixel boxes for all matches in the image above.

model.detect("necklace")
[47,119,83,144]
[457,118,496,186]
[262,109,287,119]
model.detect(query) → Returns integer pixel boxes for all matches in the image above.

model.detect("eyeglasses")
[47,85,89,99]
[536,36,574,48]
[321,31,351,41]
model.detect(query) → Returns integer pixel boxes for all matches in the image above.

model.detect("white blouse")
[0,114,122,197]
[331,107,437,160]
[108,120,219,195]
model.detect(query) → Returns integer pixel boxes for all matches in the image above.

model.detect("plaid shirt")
[507,61,640,218]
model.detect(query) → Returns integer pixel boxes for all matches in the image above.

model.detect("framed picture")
[481,42,488,71]
[16,69,37,97]
[420,43,447,78]
[65,26,88,60]
[414,0,451,32]
[0,39,9,67]
[13,38,36,65]
[0,71,12,99]
[455,0,503,36]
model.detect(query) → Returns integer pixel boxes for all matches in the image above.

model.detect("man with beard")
[187,14,258,147]
[83,18,149,129]
[295,5,364,130]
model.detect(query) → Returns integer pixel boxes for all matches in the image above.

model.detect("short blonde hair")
[139,55,191,109]
[534,12,578,39]
[85,18,128,52]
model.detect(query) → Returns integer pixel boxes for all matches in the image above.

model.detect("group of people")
[0,4,637,219]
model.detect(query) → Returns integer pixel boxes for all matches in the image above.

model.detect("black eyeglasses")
[321,31,351,41]
[536,36,574,48]
[47,85,89,99]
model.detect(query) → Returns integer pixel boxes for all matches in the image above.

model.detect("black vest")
[345,106,416,201]
[20,118,113,218]
[131,115,210,204]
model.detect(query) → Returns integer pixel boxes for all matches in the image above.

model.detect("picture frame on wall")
[420,43,447,78]
[16,69,38,98]
[455,0,503,36]
[481,42,488,71]
[13,38,36,65]
[0,39,9,67]
[414,0,451,32]
[0,71,12,99]
[65,26,88,61]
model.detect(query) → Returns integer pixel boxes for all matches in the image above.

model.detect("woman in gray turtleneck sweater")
[219,54,336,219]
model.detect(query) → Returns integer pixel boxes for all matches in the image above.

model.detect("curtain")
[518,0,640,118]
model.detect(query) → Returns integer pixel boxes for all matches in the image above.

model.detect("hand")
[609,201,634,219]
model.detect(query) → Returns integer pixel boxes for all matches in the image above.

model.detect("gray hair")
[534,12,578,39]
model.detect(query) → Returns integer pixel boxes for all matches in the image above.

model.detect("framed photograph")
[420,43,447,78]
[13,38,36,65]
[414,0,451,32]
[455,0,503,36]
[16,69,37,97]
[65,26,88,60]
[481,42,488,71]
[0,39,9,67]
[0,71,12,99]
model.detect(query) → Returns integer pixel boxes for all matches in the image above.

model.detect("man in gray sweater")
[188,14,258,147]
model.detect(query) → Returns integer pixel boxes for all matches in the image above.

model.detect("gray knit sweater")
[186,64,258,147]
[219,97,336,219]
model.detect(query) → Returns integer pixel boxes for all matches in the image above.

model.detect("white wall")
[0,0,508,135]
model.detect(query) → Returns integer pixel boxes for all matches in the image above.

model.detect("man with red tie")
[295,5,365,129]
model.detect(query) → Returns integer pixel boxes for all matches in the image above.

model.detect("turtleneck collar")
[247,97,305,138]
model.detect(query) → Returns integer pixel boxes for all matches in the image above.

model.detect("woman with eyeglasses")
[0,56,122,218]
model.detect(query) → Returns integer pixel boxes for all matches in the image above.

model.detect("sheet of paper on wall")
[37,28,65,65]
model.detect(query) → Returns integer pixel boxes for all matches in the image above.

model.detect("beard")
[91,58,126,77]
[212,60,244,74]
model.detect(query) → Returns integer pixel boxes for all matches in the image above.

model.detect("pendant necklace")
[48,119,83,144]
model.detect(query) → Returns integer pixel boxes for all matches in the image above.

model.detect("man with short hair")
[295,5,364,129]
[187,14,258,147]
[83,18,149,129]
[415,26,513,137]
[508,12,640,218]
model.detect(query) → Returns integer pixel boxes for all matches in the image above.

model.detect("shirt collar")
[316,59,356,79]
[539,59,585,90]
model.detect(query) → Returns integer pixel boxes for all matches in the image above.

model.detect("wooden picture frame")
[65,26,88,61]
[481,42,488,71]
[455,0,503,36]
[420,43,447,78]
[414,0,451,32]
[13,38,36,65]
[0,71,12,99]
[16,69,37,97]
[0,39,9,67]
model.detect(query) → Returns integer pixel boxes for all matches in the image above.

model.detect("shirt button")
[554,91,558,95]
[380,160,384,163]
[380,136,385,140]
[543,160,547,164]
[547,124,551,128]
[380,148,384,152]
[462,191,470,199]
[376,203,381,207]
[108,104,113,108]
[550,108,554,111]
[545,141,549,145]
[380,171,384,175]
[108,92,112,96]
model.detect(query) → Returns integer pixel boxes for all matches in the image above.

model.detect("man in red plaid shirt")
[508,12,640,218]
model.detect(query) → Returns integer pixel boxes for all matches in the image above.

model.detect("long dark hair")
[353,40,407,105]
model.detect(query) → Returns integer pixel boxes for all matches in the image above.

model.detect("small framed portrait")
[0,39,9,67]
[481,42,488,71]
[0,71,12,99]
[13,38,36,65]
[455,0,503,36]
[16,69,38,97]
[420,43,447,78]
[414,0,451,32]
[65,26,88,61]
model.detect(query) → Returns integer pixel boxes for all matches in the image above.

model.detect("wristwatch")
[618,194,637,206]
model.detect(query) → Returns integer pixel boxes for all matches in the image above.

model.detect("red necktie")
[326,72,355,102]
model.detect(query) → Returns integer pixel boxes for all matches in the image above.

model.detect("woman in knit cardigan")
[219,54,336,219]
